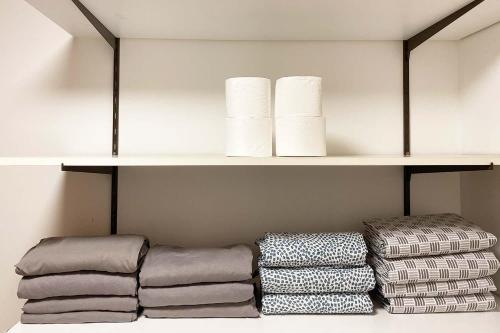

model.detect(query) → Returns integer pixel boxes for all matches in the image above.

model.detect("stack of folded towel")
[15,235,148,324]
[139,245,259,318]
[258,232,375,314]
[364,213,499,314]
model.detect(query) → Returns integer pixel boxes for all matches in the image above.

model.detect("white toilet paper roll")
[275,117,327,156]
[226,77,271,118]
[226,117,272,157]
[275,76,322,117]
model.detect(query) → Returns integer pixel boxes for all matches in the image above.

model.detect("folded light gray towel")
[139,282,254,307]
[16,235,148,276]
[376,275,497,298]
[369,251,499,285]
[21,311,138,324]
[139,245,253,287]
[364,213,497,259]
[23,296,138,314]
[377,292,497,314]
[143,298,259,318]
[18,272,138,299]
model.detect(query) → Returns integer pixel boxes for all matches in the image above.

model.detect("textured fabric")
[376,275,497,298]
[139,282,254,307]
[139,245,253,287]
[260,265,375,294]
[258,232,367,268]
[261,293,373,314]
[18,272,138,299]
[23,296,138,314]
[143,299,259,318]
[21,311,138,324]
[364,213,497,259]
[16,235,148,276]
[378,293,497,314]
[369,251,499,285]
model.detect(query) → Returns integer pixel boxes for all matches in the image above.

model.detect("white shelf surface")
[26,0,500,41]
[8,302,500,333]
[0,155,499,167]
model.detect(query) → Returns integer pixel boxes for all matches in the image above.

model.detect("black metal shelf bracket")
[403,163,493,216]
[402,0,486,215]
[61,165,114,175]
[63,0,120,234]
[403,0,485,157]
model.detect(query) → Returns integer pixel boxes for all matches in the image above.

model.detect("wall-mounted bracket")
[403,163,493,216]
[402,0,486,216]
[67,0,120,234]
[403,0,485,156]
[61,165,114,174]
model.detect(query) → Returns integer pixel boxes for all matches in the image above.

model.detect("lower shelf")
[9,297,500,333]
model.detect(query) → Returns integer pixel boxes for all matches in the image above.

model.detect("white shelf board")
[26,0,500,41]
[8,301,500,333]
[1,155,499,167]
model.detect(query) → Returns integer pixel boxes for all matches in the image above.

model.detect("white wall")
[120,39,403,155]
[0,10,113,156]
[0,1,111,331]
[411,42,461,154]
[459,23,500,154]
[120,39,462,156]
[118,167,460,247]
[459,23,500,291]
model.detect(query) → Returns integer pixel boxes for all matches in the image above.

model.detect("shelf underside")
[26,0,500,41]
[9,300,500,333]
[0,155,499,167]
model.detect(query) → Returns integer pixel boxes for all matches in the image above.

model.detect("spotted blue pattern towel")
[260,265,375,294]
[261,293,373,314]
[257,232,367,268]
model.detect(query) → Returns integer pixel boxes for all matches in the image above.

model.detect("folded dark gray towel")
[16,235,148,276]
[21,311,138,324]
[143,298,259,318]
[139,245,253,287]
[18,272,138,299]
[139,282,254,307]
[23,296,138,314]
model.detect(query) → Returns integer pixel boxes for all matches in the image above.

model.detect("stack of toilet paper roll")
[275,76,326,156]
[225,77,272,157]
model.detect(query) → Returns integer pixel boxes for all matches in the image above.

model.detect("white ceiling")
[27,0,500,41]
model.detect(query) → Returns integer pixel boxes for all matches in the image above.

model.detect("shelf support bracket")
[61,165,113,175]
[403,163,493,216]
[402,0,485,216]
[69,0,120,234]
[403,0,485,156]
